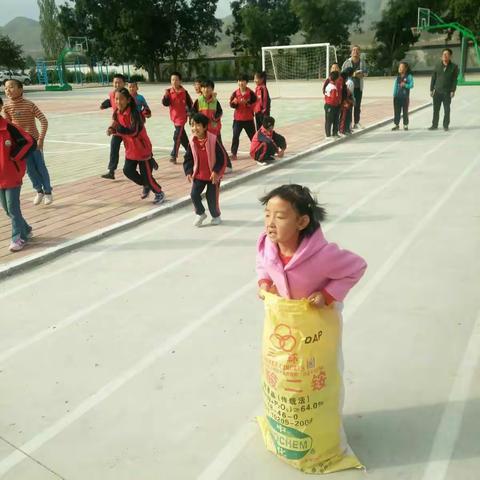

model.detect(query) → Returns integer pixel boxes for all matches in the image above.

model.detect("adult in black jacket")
[429,48,459,131]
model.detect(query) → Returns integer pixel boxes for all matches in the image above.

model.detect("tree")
[449,0,480,35]
[58,0,221,81]
[372,0,447,74]
[0,35,25,70]
[165,0,221,70]
[38,0,65,59]
[290,0,363,45]
[226,0,300,61]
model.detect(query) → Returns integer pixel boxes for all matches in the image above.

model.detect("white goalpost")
[261,43,338,84]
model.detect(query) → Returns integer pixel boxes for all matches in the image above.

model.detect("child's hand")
[37,138,44,151]
[145,111,152,118]
[258,282,278,299]
[210,171,219,184]
[106,127,115,136]
[187,174,192,183]
[277,149,285,158]
[308,291,325,308]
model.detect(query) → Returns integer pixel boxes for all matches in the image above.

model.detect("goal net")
[262,43,337,83]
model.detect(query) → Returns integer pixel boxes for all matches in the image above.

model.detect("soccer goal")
[262,43,337,94]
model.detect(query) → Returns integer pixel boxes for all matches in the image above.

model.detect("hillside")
[0,16,43,58]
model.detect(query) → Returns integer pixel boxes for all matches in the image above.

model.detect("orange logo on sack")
[270,324,297,352]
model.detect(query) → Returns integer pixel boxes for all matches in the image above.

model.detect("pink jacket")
[256,227,367,301]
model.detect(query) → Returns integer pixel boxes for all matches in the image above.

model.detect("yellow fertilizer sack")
[257,292,363,474]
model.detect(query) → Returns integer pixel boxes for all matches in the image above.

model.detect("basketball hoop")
[67,36,88,54]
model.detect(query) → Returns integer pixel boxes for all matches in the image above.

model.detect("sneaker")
[141,186,150,199]
[231,154,238,161]
[193,213,207,227]
[210,216,222,226]
[9,238,25,252]
[444,126,449,131]
[428,126,438,131]
[33,192,44,205]
[101,171,115,179]
[256,160,268,167]
[404,125,409,131]
[153,191,165,204]
[44,193,53,205]
[169,156,177,164]
[391,125,399,131]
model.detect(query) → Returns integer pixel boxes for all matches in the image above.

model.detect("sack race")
[257,292,363,474]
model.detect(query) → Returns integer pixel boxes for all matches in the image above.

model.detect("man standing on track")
[429,48,458,132]
[342,45,368,130]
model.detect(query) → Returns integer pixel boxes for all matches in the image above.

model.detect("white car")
[0,70,31,85]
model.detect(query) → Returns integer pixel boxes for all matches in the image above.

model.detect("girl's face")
[254,75,263,85]
[4,81,22,99]
[191,121,207,138]
[238,79,247,90]
[330,64,340,73]
[398,63,406,75]
[115,92,129,111]
[128,83,138,95]
[264,196,309,246]
[194,82,202,94]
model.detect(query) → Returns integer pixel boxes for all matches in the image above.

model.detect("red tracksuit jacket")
[0,116,36,189]
[113,107,152,161]
[162,87,193,126]
[229,88,257,121]
[254,84,271,115]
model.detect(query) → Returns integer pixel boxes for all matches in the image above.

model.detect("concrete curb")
[0,101,432,280]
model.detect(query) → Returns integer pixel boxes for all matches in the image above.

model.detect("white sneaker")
[193,213,207,227]
[44,193,53,205]
[210,216,222,226]
[256,160,268,167]
[33,192,44,205]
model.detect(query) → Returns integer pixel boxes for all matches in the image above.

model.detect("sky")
[0,0,232,26]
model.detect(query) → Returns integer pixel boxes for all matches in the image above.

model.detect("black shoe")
[101,171,115,179]
[444,126,449,131]
[153,191,165,204]
[391,125,399,131]
[428,126,438,131]
[169,156,177,164]
[141,186,151,199]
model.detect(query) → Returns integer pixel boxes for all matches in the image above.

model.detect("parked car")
[0,70,31,85]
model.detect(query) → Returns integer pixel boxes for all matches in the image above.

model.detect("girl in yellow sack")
[256,184,367,474]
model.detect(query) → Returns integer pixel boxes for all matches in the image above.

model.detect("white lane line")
[196,153,480,480]
[46,146,108,155]
[47,140,109,147]
[0,134,470,476]
[0,128,410,299]
[49,111,100,119]
[0,281,257,477]
[421,307,480,480]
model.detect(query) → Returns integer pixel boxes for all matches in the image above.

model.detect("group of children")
[323,60,414,137]
[0,58,414,251]
[100,71,286,227]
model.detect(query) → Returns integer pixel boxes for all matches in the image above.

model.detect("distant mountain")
[0,17,43,58]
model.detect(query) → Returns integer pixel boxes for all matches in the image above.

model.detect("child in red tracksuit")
[107,88,165,204]
[192,79,232,171]
[162,71,193,164]
[229,73,257,161]
[183,113,227,227]
[0,95,36,252]
[100,73,126,179]
[324,70,342,138]
[250,116,286,166]
[253,71,271,131]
